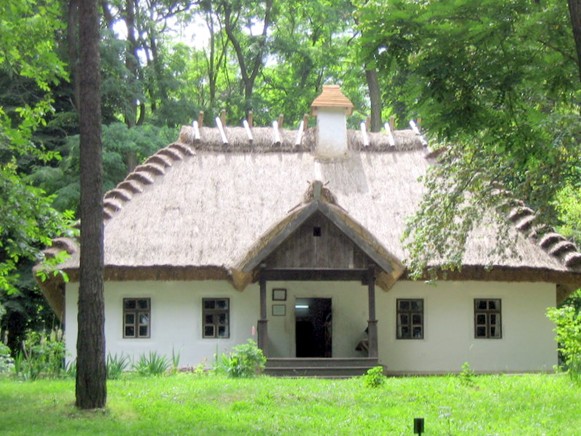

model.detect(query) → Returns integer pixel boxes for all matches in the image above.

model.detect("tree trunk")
[366,68,382,132]
[568,0,581,82]
[76,0,106,410]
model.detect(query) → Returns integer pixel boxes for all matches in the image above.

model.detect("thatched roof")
[36,122,581,319]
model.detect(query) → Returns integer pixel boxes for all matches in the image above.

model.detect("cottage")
[38,86,581,376]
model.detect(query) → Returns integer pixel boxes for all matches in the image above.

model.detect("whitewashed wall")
[377,281,557,374]
[65,279,557,373]
[65,280,260,368]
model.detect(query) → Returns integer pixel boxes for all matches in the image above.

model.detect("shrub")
[133,352,170,376]
[0,343,14,376]
[547,303,581,381]
[107,353,130,380]
[217,340,266,378]
[15,329,66,380]
[362,366,386,388]
[459,362,476,386]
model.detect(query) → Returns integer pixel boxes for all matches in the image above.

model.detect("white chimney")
[311,85,354,158]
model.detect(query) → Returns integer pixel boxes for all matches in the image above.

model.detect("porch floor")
[264,357,379,378]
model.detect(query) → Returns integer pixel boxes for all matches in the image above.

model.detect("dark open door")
[295,298,332,357]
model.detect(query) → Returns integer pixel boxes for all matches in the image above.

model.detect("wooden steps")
[264,357,379,378]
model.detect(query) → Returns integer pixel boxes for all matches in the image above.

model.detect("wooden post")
[389,116,395,132]
[220,109,227,126]
[198,111,204,128]
[367,265,378,358]
[257,273,268,356]
[247,110,253,128]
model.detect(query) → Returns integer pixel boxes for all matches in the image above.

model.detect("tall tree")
[75,0,107,409]
[355,0,581,276]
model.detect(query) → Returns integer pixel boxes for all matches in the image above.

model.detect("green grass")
[0,374,579,435]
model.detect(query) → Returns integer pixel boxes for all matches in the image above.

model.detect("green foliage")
[133,352,171,376]
[547,299,581,381]
[362,365,386,388]
[356,0,581,275]
[458,362,476,387]
[106,353,130,380]
[14,329,66,380]
[0,342,14,375]
[553,183,581,245]
[216,340,266,378]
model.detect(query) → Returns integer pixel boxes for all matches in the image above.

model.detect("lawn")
[0,373,579,435]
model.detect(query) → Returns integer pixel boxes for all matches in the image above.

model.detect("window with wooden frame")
[474,299,502,339]
[203,298,230,338]
[397,299,424,339]
[123,298,150,338]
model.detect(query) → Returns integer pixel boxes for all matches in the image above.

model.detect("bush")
[0,343,14,375]
[362,366,386,388]
[217,340,266,378]
[14,329,66,380]
[133,352,170,376]
[107,353,130,380]
[547,303,581,381]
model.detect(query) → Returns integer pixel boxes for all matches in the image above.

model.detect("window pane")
[204,325,215,337]
[205,314,214,324]
[488,300,497,310]
[218,313,226,324]
[412,327,422,338]
[490,314,497,324]
[412,314,422,324]
[124,299,136,310]
[398,300,410,311]
[125,313,135,325]
[401,326,410,338]
[477,300,487,310]
[411,300,422,311]
[138,326,149,337]
[204,300,215,309]
[476,326,486,337]
[476,314,486,325]
[139,313,149,326]
[125,326,135,337]
[137,299,149,309]
[399,314,409,325]
[216,299,228,309]
[218,325,228,337]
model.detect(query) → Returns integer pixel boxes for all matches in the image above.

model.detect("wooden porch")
[264,357,380,378]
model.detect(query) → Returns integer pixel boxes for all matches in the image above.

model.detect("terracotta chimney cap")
[311,85,354,116]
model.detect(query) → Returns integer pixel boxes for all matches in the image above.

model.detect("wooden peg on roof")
[198,111,204,128]
[384,122,395,147]
[417,117,422,129]
[220,109,227,126]
[295,118,304,146]
[247,110,253,128]
[389,116,395,132]
[242,119,254,143]
[360,121,370,147]
[272,120,281,146]
[365,117,371,131]
[303,114,309,131]
[277,114,284,129]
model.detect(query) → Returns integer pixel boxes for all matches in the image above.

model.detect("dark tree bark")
[76,0,107,410]
[568,0,581,82]
[365,68,382,132]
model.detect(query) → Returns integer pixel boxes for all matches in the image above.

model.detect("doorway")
[295,298,332,357]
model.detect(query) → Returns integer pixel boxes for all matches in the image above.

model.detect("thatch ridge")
[177,125,424,152]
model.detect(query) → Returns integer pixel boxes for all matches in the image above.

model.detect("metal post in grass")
[413,417,424,435]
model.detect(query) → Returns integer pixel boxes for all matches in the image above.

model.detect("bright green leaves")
[356,0,581,275]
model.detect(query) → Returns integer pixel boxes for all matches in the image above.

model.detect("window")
[123,298,150,338]
[397,299,424,339]
[474,299,502,339]
[203,298,230,338]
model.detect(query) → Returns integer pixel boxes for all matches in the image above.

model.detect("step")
[266,357,378,368]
